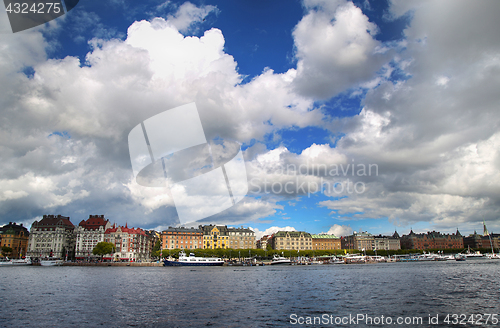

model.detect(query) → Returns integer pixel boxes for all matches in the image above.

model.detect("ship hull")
[163,260,224,266]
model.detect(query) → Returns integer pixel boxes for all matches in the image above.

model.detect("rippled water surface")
[1,260,499,327]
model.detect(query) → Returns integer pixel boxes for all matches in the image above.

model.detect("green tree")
[152,240,161,258]
[1,246,13,257]
[92,242,115,260]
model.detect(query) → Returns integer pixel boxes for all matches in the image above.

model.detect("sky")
[1,0,500,240]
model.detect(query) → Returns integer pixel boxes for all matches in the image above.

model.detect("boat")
[40,258,64,266]
[344,254,367,264]
[330,257,345,264]
[0,256,32,266]
[454,253,466,261]
[461,246,484,259]
[487,253,500,259]
[163,251,224,266]
[416,253,437,261]
[270,254,291,265]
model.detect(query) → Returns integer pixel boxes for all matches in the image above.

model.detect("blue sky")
[1,0,500,239]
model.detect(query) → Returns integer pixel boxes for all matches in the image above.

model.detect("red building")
[104,224,151,261]
[400,230,463,250]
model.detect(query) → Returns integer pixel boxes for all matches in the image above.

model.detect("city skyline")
[1,1,499,239]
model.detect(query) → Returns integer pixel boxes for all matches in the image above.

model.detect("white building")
[27,215,75,258]
[75,215,111,260]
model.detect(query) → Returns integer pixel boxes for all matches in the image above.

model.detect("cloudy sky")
[1,0,499,239]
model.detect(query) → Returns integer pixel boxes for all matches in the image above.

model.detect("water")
[1,260,499,327]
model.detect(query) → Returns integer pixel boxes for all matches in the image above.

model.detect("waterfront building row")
[160,225,256,250]
[25,215,154,261]
[256,228,500,252]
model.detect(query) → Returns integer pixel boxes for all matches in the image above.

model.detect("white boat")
[344,254,367,263]
[417,253,437,261]
[454,253,466,261]
[163,251,224,266]
[330,257,344,264]
[40,258,64,266]
[487,253,500,259]
[270,254,291,265]
[0,256,32,266]
[462,246,484,258]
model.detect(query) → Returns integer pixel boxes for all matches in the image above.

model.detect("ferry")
[163,251,224,266]
[0,256,32,266]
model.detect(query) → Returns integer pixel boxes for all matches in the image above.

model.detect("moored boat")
[270,254,291,265]
[163,251,224,266]
[40,258,64,266]
[0,256,32,266]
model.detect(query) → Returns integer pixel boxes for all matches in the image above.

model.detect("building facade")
[373,232,401,250]
[201,225,229,249]
[270,231,312,251]
[104,224,151,261]
[311,234,341,250]
[74,215,111,260]
[161,227,203,250]
[463,232,500,250]
[341,231,375,250]
[27,215,75,258]
[227,227,256,249]
[400,230,464,250]
[0,222,29,258]
[257,235,270,250]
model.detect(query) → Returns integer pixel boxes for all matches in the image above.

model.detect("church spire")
[483,219,489,236]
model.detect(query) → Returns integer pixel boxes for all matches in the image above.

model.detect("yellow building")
[1,222,30,258]
[201,225,229,249]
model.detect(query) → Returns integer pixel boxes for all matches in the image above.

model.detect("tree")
[152,240,161,258]
[1,246,13,257]
[92,242,115,260]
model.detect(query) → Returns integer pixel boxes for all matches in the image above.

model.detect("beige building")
[257,235,270,249]
[341,231,375,250]
[227,227,256,249]
[270,231,312,251]
[373,233,401,250]
[311,234,341,250]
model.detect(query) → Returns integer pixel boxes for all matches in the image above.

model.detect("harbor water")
[1,260,499,327]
